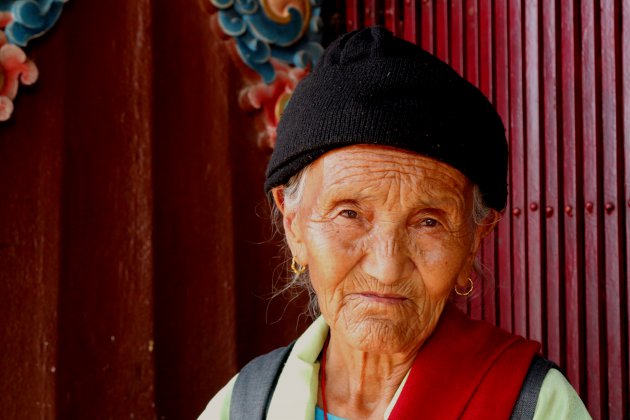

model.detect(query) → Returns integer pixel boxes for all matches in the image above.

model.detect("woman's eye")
[339,209,358,219]
[420,218,439,227]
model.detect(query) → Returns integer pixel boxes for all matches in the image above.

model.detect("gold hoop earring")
[454,277,474,296]
[290,256,307,275]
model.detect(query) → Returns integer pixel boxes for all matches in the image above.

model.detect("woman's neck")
[319,333,417,420]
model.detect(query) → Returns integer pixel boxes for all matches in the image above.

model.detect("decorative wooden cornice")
[0,0,69,121]
[208,0,324,149]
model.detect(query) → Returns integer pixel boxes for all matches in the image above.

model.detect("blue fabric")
[315,406,348,420]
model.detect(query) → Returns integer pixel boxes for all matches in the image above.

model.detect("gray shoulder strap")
[510,355,560,419]
[229,341,295,420]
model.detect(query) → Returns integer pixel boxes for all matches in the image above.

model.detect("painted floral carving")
[0,1,68,121]
[210,0,323,83]
[208,0,324,148]
[239,60,306,149]
[0,13,37,121]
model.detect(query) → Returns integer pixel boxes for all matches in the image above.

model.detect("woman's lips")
[358,292,408,304]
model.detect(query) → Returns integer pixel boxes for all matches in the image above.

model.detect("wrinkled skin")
[273,145,497,418]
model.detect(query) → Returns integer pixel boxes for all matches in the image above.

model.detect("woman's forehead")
[311,145,471,193]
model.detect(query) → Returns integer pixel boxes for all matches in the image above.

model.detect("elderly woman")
[201,27,589,419]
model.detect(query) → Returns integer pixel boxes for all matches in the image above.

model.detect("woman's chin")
[341,317,418,354]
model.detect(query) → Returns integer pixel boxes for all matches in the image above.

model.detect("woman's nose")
[361,225,414,284]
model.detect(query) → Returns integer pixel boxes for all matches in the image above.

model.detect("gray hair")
[269,165,496,318]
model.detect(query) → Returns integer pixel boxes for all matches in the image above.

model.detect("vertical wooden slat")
[478,0,496,325]
[420,0,434,53]
[152,3,239,418]
[494,0,513,332]
[435,0,449,62]
[524,0,543,345]
[464,0,479,87]
[581,0,605,416]
[450,0,464,74]
[56,1,157,418]
[365,0,378,27]
[384,0,401,36]
[542,0,562,366]
[0,27,66,417]
[560,0,584,395]
[403,0,419,43]
[509,0,528,337]
[600,0,625,417]
[479,9,495,105]
[346,0,360,31]
[623,0,630,411]
[477,10,492,124]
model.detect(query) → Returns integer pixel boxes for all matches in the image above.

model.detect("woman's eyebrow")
[413,195,464,212]
[317,194,363,212]
[319,185,373,202]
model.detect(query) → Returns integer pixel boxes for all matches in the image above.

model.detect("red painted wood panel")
[524,0,543,346]
[542,0,562,366]
[346,0,361,31]
[434,0,449,62]
[600,1,625,417]
[580,1,605,417]
[0,31,65,418]
[365,0,378,27]
[464,0,479,87]
[508,0,528,338]
[2,1,241,418]
[384,0,401,36]
[623,0,630,411]
[151,2,240,418]
[346,1,629,416]
[493,0,514,333]
[420,0,434,53]
[449,0,464,74]
[560,0,584,396]
[53,2,157,418]
[403,0,419,43]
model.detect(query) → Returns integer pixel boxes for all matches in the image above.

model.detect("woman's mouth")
[357,292,408,304]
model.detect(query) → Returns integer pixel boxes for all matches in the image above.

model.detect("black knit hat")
[265,26,508,211]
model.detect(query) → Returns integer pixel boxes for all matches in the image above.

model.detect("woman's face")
[277,145,491,355]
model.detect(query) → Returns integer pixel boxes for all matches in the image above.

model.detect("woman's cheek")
[417,239,448,267]
[308,221,364,259]
[306,223,366,312]
[414,238,463,292]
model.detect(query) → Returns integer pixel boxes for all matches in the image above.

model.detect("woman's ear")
[459,210,501,289]
[272,187,286,215]
[272,187,308,264]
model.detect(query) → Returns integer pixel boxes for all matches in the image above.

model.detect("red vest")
[389,304,540,419]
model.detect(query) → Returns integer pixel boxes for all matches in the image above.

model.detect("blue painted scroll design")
[210,0,324,84]
[0,0,68,47]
